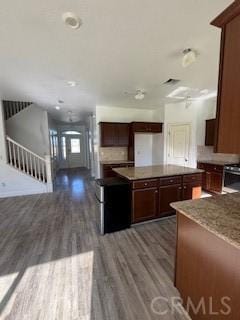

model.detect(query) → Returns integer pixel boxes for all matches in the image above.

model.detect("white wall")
[6,104,50,157]
[152,107,165,165]
[0,160,49,197]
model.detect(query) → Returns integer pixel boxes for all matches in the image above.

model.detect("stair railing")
[6,136,50,184]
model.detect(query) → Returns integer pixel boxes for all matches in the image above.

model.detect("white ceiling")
[0,0,232,122]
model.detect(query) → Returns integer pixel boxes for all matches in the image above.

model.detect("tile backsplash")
[99,147,128,161]
[197,146,240,163]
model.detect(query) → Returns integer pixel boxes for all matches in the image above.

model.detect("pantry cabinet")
[211,2,240,153]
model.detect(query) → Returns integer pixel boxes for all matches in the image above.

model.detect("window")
[61,137,66,160]
[70,138,81,153]
[62,131,81,135]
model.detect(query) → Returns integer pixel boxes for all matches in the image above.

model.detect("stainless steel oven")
[224,164,240,192]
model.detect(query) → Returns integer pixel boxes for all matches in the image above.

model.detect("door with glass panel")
[61,131,85,168]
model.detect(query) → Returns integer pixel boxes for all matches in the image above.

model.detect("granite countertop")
[197,160,238,166]
[113,164,203,180]
[171,193,240,249]
[100,160,135,165]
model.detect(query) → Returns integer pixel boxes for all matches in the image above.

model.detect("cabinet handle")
[184,186,187,189]
[178,187,182,190]
[155,190,158,193]
[144,183,148,186]
[170,180,173,183]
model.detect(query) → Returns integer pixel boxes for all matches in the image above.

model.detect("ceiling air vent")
[163,79,180,85]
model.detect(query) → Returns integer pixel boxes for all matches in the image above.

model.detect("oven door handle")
[224,170,240,176]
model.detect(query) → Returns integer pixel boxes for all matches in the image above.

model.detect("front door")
[167,124,190,166]
[66,135,85,168]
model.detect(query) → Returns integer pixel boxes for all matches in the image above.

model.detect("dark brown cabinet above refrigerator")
[211,1,240,153]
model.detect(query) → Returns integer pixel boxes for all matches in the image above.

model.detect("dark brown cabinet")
[197,162,223,193]
[99,122,129,147]
[131,174,202,224]
[131,122,163,133]
[205,119,216,146]
[211,2,240,153]
[158,184,182,217]
[132,187,158,223]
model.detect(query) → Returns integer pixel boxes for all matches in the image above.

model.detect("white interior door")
[66,135,85,168]
[167,124,190,166]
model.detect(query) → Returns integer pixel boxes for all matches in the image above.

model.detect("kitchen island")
[113,164,203,223]
[171,193,240,319]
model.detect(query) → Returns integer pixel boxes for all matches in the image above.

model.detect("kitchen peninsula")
[114,164,203,223]
[171,193,240,319]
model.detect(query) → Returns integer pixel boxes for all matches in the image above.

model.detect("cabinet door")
[117,123,129,146]
[205,119,216,146]
[183,182,202,200]
[100,123,116,147]
[132,188,158,223]
[159,184,182,217]
[210,172,223,193]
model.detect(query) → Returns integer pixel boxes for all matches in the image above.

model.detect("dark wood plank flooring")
[0,168,190,320]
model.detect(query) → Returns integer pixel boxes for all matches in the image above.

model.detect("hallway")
[0,169,188,320]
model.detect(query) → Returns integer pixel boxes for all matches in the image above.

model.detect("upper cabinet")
[99,122,129,147]
[131,122,163,133]
[205,119,216,146]
[211,1,240,153]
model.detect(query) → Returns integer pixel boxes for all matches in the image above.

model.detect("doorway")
[61,131,86,168]
[167,123,191,166]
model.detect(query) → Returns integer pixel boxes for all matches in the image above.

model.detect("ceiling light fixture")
[62,12,82,30]
[55,106,60,110]
[195,91,217,100]
[135,90,145,100]
[67,81,77,87]
[167,86,189,99]
[182,48,197,68]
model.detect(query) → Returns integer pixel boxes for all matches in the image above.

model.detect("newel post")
[45,155,53,192]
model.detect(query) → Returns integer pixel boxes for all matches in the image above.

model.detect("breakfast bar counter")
[171,193,240,319]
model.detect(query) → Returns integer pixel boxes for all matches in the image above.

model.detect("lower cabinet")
[132,187,158,223]
[158,184,182,217]
[197,162,223,193]
[131,174,202,224]
[182,182,202,200]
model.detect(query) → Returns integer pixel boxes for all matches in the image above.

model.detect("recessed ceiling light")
[67,81,77,87]
[55,106,60,110]
[62,12,82,30]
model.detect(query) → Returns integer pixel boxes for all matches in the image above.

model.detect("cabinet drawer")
[159,176,182,186]
[183,174,202,183]
[208,164,223,173]
[132,179,158,190]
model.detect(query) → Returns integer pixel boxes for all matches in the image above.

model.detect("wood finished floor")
[0,168,190,320]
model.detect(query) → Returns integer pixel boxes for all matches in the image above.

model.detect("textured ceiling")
[0,0,232,122]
